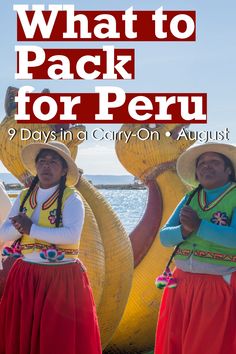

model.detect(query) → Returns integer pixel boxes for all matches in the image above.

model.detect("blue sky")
[0,0,236,175]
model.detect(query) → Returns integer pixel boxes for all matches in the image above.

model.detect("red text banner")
[15,90,207,124]
[16,47,135,80]
[16,7,196,42]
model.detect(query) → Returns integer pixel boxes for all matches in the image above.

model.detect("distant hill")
[0,173,134,185]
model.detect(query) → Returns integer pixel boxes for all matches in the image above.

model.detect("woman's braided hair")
[19,176,39,212]
[165,183,202,269]
[185,184,202,206]
[55,174,66,227]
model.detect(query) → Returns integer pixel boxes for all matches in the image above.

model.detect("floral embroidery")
[48,209,62,225]
[211,211,228,226]
[40,247,65,262]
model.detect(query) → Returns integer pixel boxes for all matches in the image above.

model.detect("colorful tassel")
[2,247,14,256]
[155,267,177,289]
[12,241,23,258]
[2,240,22,259]
[167,277,177,288]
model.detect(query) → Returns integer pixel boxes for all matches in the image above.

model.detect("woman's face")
[196,152,231,189]
[36,150,68,188]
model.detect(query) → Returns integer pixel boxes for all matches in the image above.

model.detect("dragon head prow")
[115,123,194,180]
[0,86,86,184]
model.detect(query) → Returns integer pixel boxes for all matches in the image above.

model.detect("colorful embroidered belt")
[21,242,79,255]
[175,248,236,263]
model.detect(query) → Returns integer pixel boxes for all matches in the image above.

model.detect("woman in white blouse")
[0,141,102,354]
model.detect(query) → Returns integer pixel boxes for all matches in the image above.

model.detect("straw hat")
[176,143,236,187]
[21,141,82,186]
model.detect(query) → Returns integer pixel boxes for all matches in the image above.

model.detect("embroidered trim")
[47,209,62,225]
[176,248,236,263]
[21,242,79,255]
[21,243,36,251]
[194,250,236,262]
[28,186,60,211]
[175,249,192,257]
[198,184,236,211]
[211,211,228,226]
[42,188,60,210]
[29,185,39,209]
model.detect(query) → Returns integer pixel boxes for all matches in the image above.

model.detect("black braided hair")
[185,184,202,206]
[19,176,39,212]
[55,175,66,228]
[165,184,202,269]
[10,176,40,247]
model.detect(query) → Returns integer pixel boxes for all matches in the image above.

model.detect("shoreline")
[4,183,146,191]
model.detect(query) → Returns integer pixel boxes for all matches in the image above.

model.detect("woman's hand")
[10,213,33,235]
[180,206,201,237]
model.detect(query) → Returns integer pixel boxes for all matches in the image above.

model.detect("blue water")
[8,189,148,234]
[100,189,148,233]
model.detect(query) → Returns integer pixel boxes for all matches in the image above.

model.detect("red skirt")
[0,259,102,354]
[155,269,236,354]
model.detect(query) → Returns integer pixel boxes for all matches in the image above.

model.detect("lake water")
[100,189,148,233]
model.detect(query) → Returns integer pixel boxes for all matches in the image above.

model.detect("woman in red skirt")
[155,143,236,354]
[0,141,102,354]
